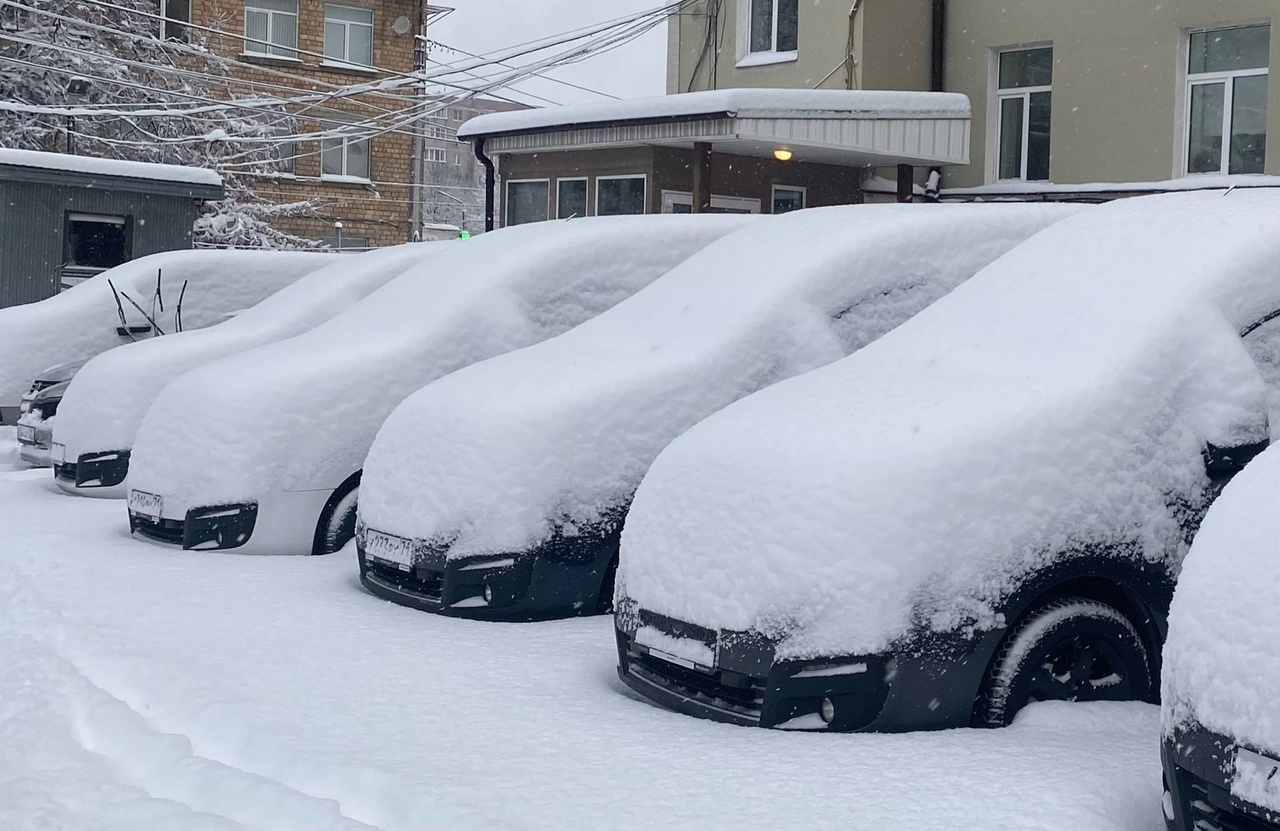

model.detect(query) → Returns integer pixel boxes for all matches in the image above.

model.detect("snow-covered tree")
[0,0,319,248]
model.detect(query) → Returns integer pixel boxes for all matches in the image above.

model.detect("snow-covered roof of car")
[0,250,329,404]
[1162,442,1280,757]
[0,147,223,188]
[126,215,754,515]
[618,190,1280,659]
[358,203,1078,557]
[457,89,970,138]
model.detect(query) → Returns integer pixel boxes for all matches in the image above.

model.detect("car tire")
[976,596,1151,728]
[314,475,361,556]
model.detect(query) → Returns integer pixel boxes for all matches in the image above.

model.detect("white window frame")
[323,4,374,68]
[660,190,762,214]
[556,177,589,219]
[736,0,798,67]
[159,0,190,41]
[770,184,806,213]
[595,174,648,216]
[991,44,1053,182]
[320,123,371,182]
[505,178,550,227]
[1182,23,1271,176]
[424,147,447,164]
[243,0,299,60]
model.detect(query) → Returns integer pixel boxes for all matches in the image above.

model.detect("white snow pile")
[1162,443,1280,775]
[52,243,444,473]
[358,203,1077,556]
[618,190,1280,660]
[127,215,754,511]
[0,146,223,186]
[0,250,328,404]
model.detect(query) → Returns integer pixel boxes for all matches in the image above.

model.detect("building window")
[244,0,298,59]
[748,0,797,55]
[1186,24,1270,175]
[506,179,549,226]
[321,122,370,180]
[557,178,588,219]
[424,147,447,164]
[64,213,130,272]
[160,0,190,41]
[596,175,646,216]
[450,108,467,121]
[321,234,369,251]
[423,125,451,140]
[324,5,373,66]
[995,46,1053,181]
[771,185,806,214]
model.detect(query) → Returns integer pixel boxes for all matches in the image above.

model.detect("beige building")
[667,0,1277,190]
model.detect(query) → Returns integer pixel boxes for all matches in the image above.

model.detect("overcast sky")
[428,0,668,107]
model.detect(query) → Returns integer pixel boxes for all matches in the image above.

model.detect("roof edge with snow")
[0,147,224,199]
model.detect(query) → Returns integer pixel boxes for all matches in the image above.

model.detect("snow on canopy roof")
[0,147,223,187]
[457,89,971,138]
[1162,443,1280,761]
[358,202,1077,557]
[943,173,1280,198]
[618,190,1280,659]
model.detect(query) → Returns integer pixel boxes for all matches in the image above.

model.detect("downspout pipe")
[475,137,496,232]
[927,0,946,201]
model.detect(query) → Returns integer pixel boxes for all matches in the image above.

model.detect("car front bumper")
[130,501,260,550]
[54,449,131,497]
[1162,727,1280,831]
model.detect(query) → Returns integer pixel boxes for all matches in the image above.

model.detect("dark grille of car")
[1186,780,1276,831]
[639,608,718,648]
[132,514,185,546]
[626,641,765,721]
[54,462,77,482]
[364,558,444,601]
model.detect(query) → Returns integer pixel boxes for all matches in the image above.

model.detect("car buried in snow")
[613,190,1280,733]
[355,202,1078,621]
[124,215,754,556]
[1160,441,1280,831]
[14,360,86,467]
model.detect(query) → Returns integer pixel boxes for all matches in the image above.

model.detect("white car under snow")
[50,242,446,498]
[614,190,1279,733]
[124,215,753,556]
[1160,441,1280,831]
[355,203,1078,621]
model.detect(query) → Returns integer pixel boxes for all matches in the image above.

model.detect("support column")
[692,142,713,213]
[896,164,914,203]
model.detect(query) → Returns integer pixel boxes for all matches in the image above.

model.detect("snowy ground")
[1,434,1163,831]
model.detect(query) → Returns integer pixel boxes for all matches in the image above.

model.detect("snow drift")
[126,215,754,539]
[0,250,328,404]
[1162,442,1280,760]
[52,242,444,492]
[358,203,1078,557]
[618,190,1280,659]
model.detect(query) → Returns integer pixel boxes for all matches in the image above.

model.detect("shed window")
[65,213,131,271]
[596,175,647,216]
[506,179,550,226]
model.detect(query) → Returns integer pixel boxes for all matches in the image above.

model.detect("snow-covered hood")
[53,243,443,464]
[1162,442,1280,755]
[31,360,89,388]
[127,215,755,509]
[618,190,1280,659]
[358,203,1079,556]
[0,250,328,403]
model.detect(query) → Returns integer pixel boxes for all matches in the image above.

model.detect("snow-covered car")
[1160,441,1280,831]
[356,203,1079,621]
[51,242,445,498]
[0,250,328,420]
[125,215,754,556]
[14,361,86,467]
[613,190,1280,733]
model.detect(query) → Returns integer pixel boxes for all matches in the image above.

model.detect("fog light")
[482,584,493,603]
[819,697,836,724]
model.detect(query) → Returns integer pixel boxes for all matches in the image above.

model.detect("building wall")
[946,0,1278,187]
[194,0,424,247]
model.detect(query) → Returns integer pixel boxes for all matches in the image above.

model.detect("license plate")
[1233,746,1280,811]
[364,530,415,570]
[16,425,35,443]
[128,490,163,520]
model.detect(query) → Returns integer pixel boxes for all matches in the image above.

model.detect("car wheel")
[315,481,360,556]
[976,596,1151,728]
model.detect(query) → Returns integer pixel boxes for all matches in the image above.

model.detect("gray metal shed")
[0,148,225,308]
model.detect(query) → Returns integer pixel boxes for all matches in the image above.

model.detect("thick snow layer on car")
[1162,443,1280,758]
[0,250,328,404]
[53,243,442,472]
[127,215,753,517]
[359,203,1077,557]
[619,190,1280,659]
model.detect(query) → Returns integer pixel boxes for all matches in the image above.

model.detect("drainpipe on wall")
[475,137,496,232]
[927,0,947,201]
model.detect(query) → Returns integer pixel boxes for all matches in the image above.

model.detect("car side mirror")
[1203,439,1269,478]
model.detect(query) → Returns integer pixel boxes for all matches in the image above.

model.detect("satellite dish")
[392,15,411,35]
